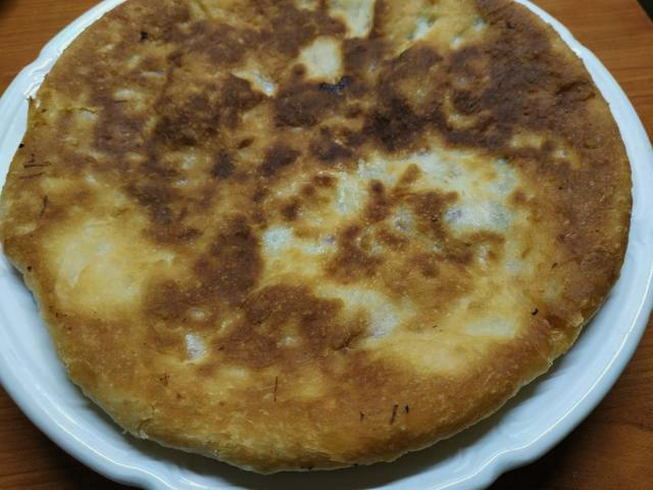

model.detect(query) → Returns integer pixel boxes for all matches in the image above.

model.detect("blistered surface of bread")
[0,0,631,473]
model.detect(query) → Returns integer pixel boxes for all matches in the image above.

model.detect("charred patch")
[319,76,352,95]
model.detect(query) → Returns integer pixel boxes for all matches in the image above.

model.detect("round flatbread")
[0,0,631,473]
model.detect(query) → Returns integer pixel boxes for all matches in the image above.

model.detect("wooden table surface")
[0,1,651,488]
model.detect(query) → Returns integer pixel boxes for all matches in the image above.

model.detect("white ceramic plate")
[1,1,652,489]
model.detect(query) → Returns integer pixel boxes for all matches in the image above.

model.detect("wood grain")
[0,1,651,488]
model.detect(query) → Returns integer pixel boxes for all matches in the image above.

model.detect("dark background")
[637,0,653,17]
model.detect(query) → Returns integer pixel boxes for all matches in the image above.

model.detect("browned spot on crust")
[260,0,345,57]
[281,199,300,221]
[301,184,317,199]
[396,164,422,190]
[411,252,440,278]
[128,183,177,227]
[366,180,390,222]
[411,191,459,241]
[195,216,262,305]
[310,128,354,164]
[237,137,254,149]
[344,38,387,75]
[376,228,409,251]
[216,284,361,368]
[326,226,383,283]
[155,74,263,146]
[314,174,336,188]
[260,143,300,177]
[211,151,235,179]
[370,0,388,39]
[177,21,259,65]
[275,81,343,128]
[145,280,197,322]
[364,45,444,152]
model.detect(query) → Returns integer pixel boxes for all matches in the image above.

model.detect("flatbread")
[0,0,631,473]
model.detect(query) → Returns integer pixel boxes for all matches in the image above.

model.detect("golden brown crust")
[0,0,631,473]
